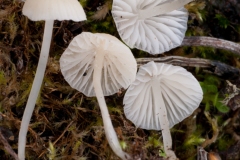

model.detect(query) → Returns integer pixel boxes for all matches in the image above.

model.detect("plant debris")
[0,0,239,159]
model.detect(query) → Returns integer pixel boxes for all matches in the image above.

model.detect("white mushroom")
[123,61,203,159]
[111,0,193,54]
[60,32,137,160]
[18,1,86,159]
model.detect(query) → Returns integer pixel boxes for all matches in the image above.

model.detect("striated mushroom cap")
[60,32,137,97]
[112,0,188,54]
[123,61,203,130]
[23,0,86,21]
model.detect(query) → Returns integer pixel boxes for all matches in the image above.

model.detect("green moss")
[0,0,239,159]
[0,71,7,85]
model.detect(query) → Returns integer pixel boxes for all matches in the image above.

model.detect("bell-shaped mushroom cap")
[23,0,86,21]
[111,0,188,54]
[123,61,203,130]
[60,32,137,97]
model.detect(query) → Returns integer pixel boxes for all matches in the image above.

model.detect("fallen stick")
[181,36,240,56]
[136,56,240,79]
[0,130,19,160]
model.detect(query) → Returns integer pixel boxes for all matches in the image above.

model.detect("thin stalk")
[152,79,177,160]
[18,20,54,160]
[138,0,192,19]
[93,52,130,160]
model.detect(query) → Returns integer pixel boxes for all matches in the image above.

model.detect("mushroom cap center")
[94,39,111,59]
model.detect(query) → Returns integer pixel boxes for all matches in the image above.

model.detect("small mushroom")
[112,0,192,54]
[123,61,203,159]
[60,32,137,159]
[18,1,86,159]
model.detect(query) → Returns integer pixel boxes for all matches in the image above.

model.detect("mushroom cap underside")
[60,32,137,97]
[111,0,188,54]
[123,61,203,130]
[23,0,86,21]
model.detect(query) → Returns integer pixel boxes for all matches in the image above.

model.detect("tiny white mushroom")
[60,32,137,160]
[123,61,203,159]
[112,0,193,54]
[18,1,86,160]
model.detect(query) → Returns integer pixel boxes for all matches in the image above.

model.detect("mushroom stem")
[18,20,54,160]
[152,79,177,160]
[138,0,192,19]
[93,53,130,160]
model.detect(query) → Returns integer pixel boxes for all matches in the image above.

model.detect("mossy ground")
[0,0,239,160]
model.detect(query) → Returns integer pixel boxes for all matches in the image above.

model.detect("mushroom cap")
[23,0,86,21]
[60,32,137,97]
[111,0,188,54]
[123,61,203,130]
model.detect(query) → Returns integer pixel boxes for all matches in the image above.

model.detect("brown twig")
[181,36,240,56]
[53,121,74,145]
[201,112,219,148]
[0,131,19,160]
[136,56,240,79]
[136,56,210,68]
[38,121,74,158]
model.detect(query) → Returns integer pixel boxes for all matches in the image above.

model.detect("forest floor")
[0,0,240,160]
